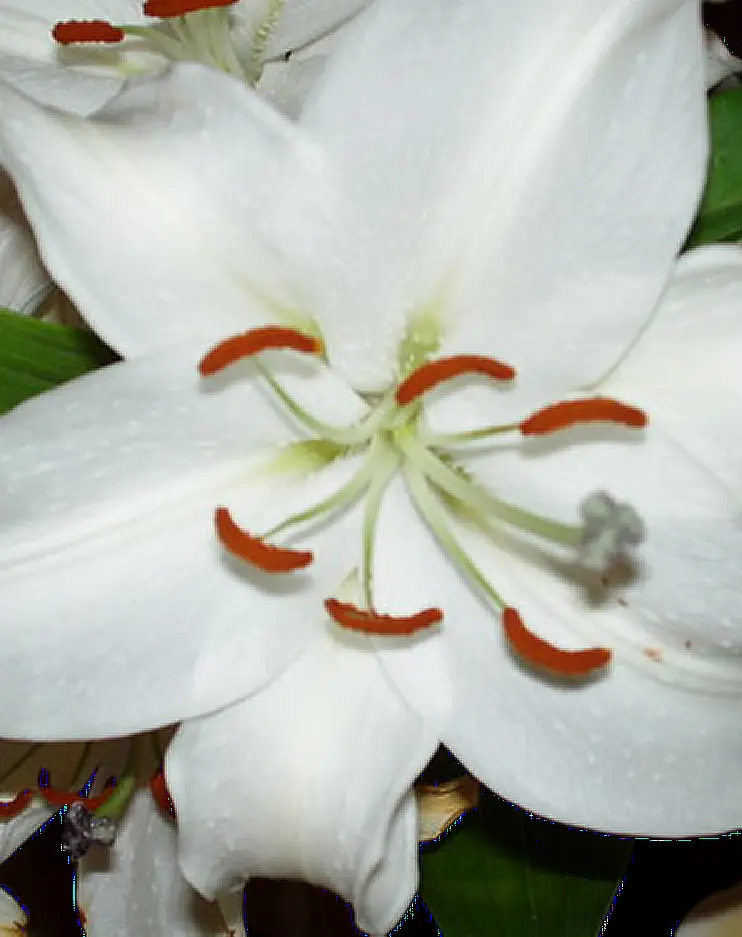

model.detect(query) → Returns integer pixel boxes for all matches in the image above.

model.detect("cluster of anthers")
[52,0,273,85]
[198,325,649,680]
[0,767,174,857]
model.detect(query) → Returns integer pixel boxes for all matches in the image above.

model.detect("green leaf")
[0,309,115,415]
[687,86,742,247]
[420,792,632,937]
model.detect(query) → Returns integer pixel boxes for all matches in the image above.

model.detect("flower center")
[197,324,675,685]
[53,0,286,85]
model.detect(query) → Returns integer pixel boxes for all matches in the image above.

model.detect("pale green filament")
[262,444,385,540]
[403,464,507,611]
[256,361,396,446]
[421,421,521,447]
[360,442,401,608]
[395,426,582,549]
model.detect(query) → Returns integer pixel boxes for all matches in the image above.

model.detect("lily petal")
[166,627,437,935]
[0,64,333,355]
[78,788,235,937]
[0,172,48,313]
[0,347,367,738]
[372,476,742,835]
[299,0,707,396]
[602,244,742,495]
[261,0,377,60]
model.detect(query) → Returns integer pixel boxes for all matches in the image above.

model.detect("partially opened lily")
[0,0,739,932]
[0,0,376,319]
[0,0,375,114]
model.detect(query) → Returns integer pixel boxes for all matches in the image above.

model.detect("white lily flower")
[0,0,376,317]
[0,0,376,114]
[0,0,738,930]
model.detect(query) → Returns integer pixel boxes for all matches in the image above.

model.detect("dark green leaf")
[420,792,632,937]
[687,86,742,247]
[0,309,114,415]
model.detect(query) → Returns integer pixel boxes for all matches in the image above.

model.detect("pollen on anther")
[52,20,125,44]
[325,598,442,635]
[396,354,516,406]
[215,507,313,573]
[199,326,324,376]
[143,0,237,17]
[520,398,647,436]
[502,607,612,677]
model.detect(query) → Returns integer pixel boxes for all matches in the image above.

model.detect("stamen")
[520,398,647,435]
[52,20,125,44]
[396,354,516,406]
[0,789,32,819]
[215,507,313,572]
[198,327,323,376]
[150,768,176,818]
[502,607,612,676]
[143,0,237,17]
[37,769,116,811]
[325,598,442,636]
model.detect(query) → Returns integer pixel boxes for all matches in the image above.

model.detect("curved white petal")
[78,788,234,937]
[262,0,377,58]
[602,244,742,495]
[371,477,742,836]
[0,64,334,355]
[299,0,707,395]
[0,348,369,738]
[0,888,26,933]
[0,172,48,313]
[166,627,437,936]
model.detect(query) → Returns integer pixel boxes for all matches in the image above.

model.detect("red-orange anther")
[0,789,32,819]
[198,327,323,376]
[37,770,117,811]
[396,354,517,406]
[502,607,612,676]
[149,768,176,818]
[325,598,443,635]
[520,397,647,436]
[52,20,125,44]
[143,0,237,17]
[215,507,313,572]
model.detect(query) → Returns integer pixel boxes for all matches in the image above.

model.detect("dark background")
[3,2,742,934]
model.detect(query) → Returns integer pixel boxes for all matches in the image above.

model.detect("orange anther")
[396,354,516,406]
[149,768,176,818]
[502,607,612,676]
[520,397,647,436]
[325,598,442,635]
[198,327,323,376]
[37,770,117,811]
[0,789,32,819]
[215,507,313,573]
[52,20,125,44]
[143,0,236,17]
